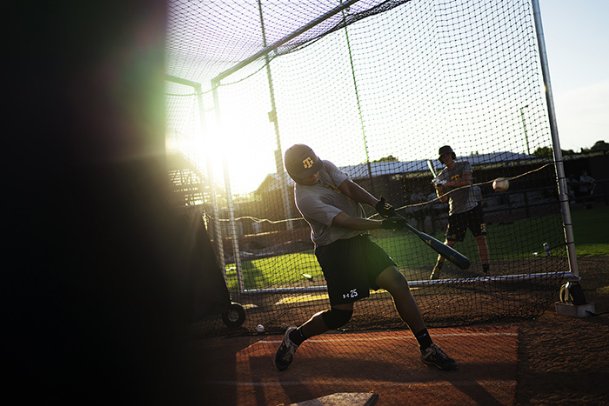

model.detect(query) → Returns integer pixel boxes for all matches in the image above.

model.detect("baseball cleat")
[274,326,299,371]
[421,343,458,371]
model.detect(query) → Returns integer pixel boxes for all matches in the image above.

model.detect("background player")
[274,144,457,372]
[430,145,490,280]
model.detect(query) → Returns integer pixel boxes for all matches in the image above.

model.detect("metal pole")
[212,81,245,292]
[165,75,226,268]
[341,2,375,193]
[194,84,226,269]
[166,74,199,88]
[257,0,293,230]
[519,104,531,155]
[240,270,574,295]
[531,0,579,277]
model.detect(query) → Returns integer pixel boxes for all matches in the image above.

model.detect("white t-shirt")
[294,160,363,247]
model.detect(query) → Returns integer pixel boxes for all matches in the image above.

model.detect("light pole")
[519,104,530,155]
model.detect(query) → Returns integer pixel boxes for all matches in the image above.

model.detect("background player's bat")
[397,215,470,269]
[427,159,437,178]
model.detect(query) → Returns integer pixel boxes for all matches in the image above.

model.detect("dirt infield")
[195,326,518,405]
[515,256,609,405]
[193,256,609,405]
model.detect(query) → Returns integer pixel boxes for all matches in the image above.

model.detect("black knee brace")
[321,308,353,329]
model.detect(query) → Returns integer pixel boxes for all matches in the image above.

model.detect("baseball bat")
[397,215,470,269]
[426,159,437,178]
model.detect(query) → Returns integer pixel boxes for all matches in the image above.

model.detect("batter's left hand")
[375,196,396,218]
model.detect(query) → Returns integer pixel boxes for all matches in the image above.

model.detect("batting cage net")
[166,0,574,337]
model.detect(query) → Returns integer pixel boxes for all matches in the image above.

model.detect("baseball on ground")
[492,177,509,192]
[255,324,265,333]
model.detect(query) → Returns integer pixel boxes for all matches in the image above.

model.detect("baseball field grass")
[570,206,609,256]
[225,206,608,291]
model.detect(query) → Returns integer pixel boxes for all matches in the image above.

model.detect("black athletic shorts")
[315,234,396,306]
[446,203,486,242]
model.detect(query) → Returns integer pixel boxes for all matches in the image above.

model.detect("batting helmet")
[284,144,323,181]
[438,145,456,163]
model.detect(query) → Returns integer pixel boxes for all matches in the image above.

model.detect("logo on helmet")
[302,157,315,169]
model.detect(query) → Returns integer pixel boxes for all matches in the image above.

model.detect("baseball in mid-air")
[492,177,509,192]
[255,324,265,333]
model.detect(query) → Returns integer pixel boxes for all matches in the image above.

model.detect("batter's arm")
[332,212,383,230]
[337,179,380,207]
[445,171,472,188]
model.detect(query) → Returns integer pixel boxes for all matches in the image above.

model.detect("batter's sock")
[482,263,490,274]
[414,328,433,351]
[289,327,307,345]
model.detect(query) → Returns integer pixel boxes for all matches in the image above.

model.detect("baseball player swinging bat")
[397,214,471,270]
[403,160,468,268]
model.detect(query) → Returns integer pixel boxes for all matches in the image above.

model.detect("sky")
[538,0,609,151]
[168,0,609,195]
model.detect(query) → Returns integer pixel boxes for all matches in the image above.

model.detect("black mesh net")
[166,0,571,339]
